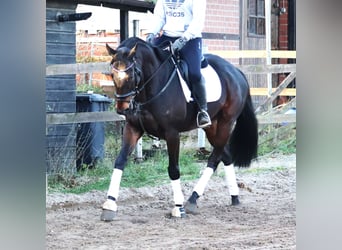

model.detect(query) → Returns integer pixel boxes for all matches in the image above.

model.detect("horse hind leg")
[222,145,240,206]
[185,149,222,214]
[185,167,214,214]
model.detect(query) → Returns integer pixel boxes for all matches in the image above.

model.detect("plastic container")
[76,93,112,169]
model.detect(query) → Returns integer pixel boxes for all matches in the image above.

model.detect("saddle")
[176,57,209,90]
[175,56,222,103]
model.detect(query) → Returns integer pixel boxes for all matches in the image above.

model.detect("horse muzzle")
[115,99,130,115]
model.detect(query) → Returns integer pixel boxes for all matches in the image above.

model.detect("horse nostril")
[115,101,130,115]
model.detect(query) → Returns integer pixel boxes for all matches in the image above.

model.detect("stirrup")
[197,110,212,128]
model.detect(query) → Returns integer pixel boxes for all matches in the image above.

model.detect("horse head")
[106,43,141,114]
[106,38,172,114]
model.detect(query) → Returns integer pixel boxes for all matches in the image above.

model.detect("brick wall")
[278,0,289,65]
[276,0,293,105]
[204,0,240,51]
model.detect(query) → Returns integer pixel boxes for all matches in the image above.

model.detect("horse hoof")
[184,201,199,215]
[100,209,117,221]
[231,195,240,206]
[171,206,186,218]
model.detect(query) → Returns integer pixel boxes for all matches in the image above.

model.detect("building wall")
[276,0,294,105]
[204,0,240,50]
[46,1,77,174]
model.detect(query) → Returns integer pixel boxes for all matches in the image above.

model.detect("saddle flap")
[177,63,221,103]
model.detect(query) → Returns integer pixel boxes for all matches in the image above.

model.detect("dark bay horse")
[101,37,258,221]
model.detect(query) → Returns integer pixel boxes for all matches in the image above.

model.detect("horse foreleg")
[101,168,122,221]
[101,124,141,221]
[170,179,186,218]
[166,133,186,218]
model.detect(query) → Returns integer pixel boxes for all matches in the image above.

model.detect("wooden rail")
[46,50,296,126]
[46,62,296,98]
[209,50,296,59]
[46,62,296,76]
[46,111,295,126]
[46,111,125,125]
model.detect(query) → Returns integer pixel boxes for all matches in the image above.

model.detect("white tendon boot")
[101,169,122,221]
[194,167,214,196]
[171,179,186,218]
[224,164,240,205]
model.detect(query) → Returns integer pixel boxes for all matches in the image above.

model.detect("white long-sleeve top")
[147,0,206,40]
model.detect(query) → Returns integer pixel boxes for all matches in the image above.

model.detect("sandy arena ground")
[46,153,296,250]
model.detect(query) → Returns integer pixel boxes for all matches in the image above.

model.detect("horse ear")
[128,44,137,58]
[106,43,116,56]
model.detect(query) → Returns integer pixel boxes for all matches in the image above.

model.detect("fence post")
[265,0,272,111]
[135,137,143,161]
[133,19,144,160]
[198,129,206,149]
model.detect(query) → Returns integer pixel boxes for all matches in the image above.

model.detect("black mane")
[118,37,170,61]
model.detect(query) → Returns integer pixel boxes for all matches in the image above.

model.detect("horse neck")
[137,54,175,103]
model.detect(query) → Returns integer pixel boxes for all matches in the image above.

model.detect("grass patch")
[48,124,296,194]
[48,148,202,194]
[238,165,287,175]
[257,124,296,156]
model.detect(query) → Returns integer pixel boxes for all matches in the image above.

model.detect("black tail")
[229,93,258,167]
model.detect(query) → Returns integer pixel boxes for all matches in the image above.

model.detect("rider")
[146,0,211,128]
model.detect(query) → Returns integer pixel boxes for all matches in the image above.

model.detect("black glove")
[171,37,188,52]
[146,33,155,44]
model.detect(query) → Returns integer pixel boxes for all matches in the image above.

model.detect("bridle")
[111,50,176,106]
[111,59,141,100]
[110,44,179,139]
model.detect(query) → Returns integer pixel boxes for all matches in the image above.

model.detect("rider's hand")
[146,33,155,44]
[171,37,188,53]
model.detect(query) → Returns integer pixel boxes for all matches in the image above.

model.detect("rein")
[135,53,174,96]
[136,65,177,140]
[139,56,177,106]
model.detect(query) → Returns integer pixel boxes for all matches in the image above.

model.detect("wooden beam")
[209,50,296,59]
[46,62,296,76]
[250,88,296,96]
[255,72,297,113]
[257,114,296,124]
[237,63,296,74]
[120,10,129,42]
[46,111,125,125]
[74,0,155,13]
[46,62,110,76]
[46,111,295,126]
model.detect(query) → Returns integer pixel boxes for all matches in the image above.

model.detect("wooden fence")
[46,50,296,127]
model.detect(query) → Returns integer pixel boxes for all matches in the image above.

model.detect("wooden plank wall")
[46,1,77,174]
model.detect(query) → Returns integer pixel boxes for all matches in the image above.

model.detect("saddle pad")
[178,65,221,103]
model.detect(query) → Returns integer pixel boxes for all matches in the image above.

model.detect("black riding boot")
[193,77,212,128]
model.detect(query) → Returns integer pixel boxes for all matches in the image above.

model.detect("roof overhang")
[73,0,155,13]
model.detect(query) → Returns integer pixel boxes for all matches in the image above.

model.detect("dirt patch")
[46,154,296,249]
